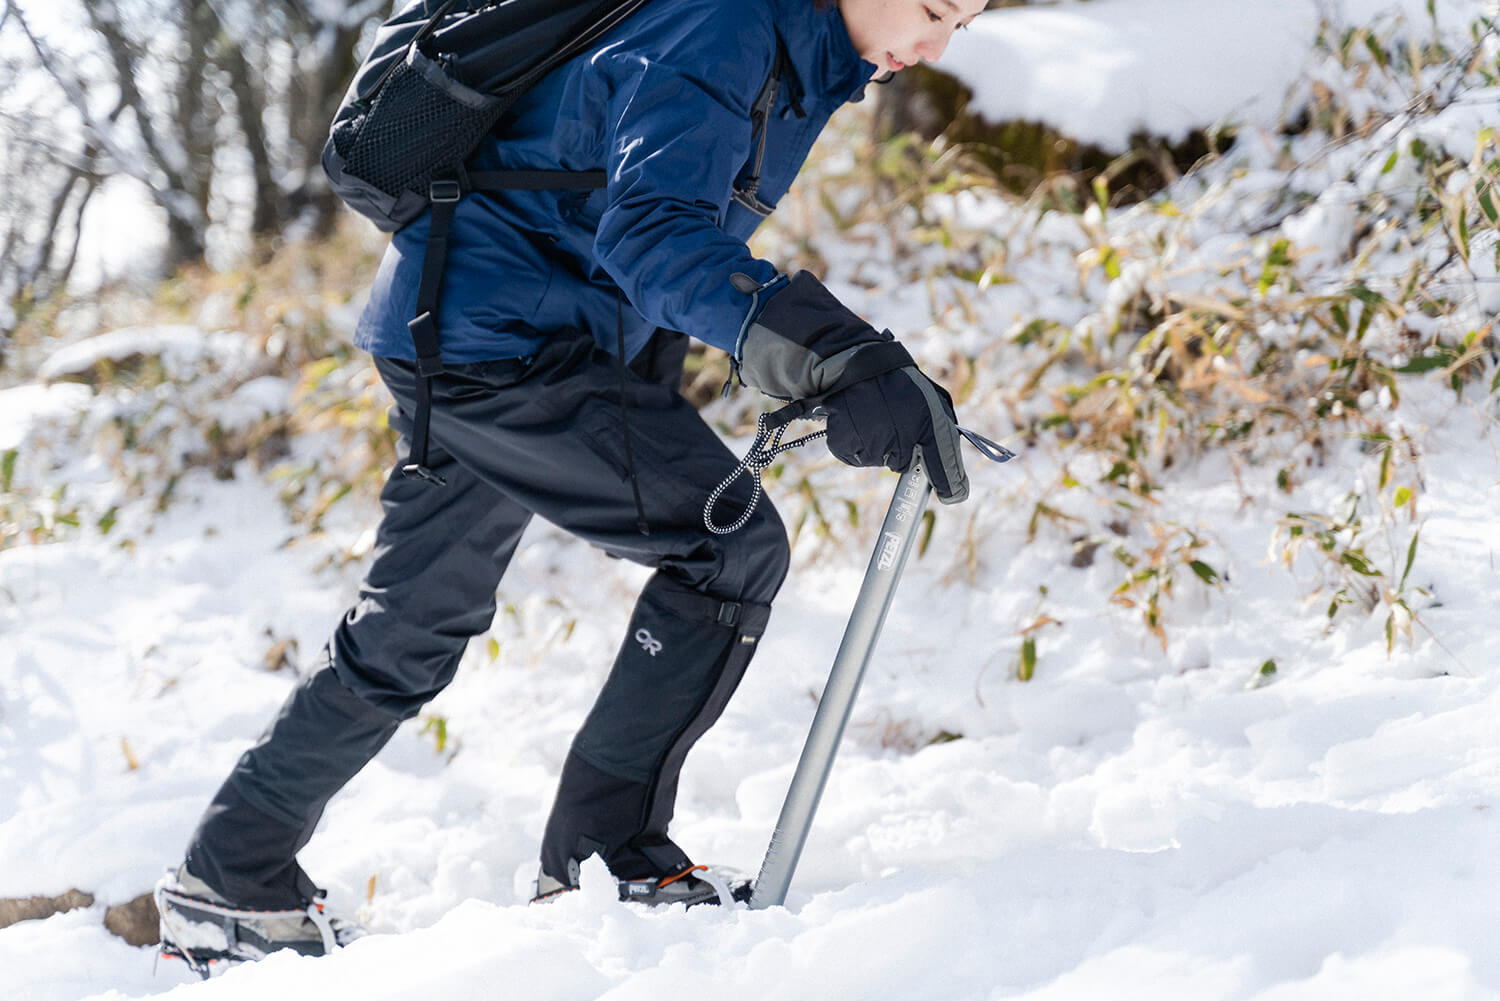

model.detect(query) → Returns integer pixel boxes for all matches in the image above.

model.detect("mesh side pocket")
[332,48,509,200]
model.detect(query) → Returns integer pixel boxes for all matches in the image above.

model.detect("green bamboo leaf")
[1331,303,1349,334]
[1478,182,1499,225]
[1018,636,1037,682]
[1257,239,1292,294]
[1396,354,1452,374]
[421,716,448,753]
[1400,530,1420,590]
[1102,246,1122,280]
[918,509,936,557]
[1,449,16,493]
[1189,560,1221,586]
[1340,550,1383,577]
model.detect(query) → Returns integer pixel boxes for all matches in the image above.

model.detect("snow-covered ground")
[4,2,1500,1000]
[5,372,1500,1001]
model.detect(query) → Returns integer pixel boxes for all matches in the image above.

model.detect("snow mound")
[37,326,256,384]
[940,0,1494,150]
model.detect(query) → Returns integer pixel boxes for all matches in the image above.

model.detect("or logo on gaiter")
[635,628,663,656]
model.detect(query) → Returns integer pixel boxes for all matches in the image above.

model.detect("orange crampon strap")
[655,865,708,889]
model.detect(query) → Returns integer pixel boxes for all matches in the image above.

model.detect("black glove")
[821,366,969,504]
[731,269,969,504]
[732,270,896,400]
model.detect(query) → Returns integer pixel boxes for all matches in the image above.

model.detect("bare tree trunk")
[52,175,98,293]
[21,175,77,296]
[166,0,216,268]
[205,4,280,238]
[282,8,367,236]
[80,0,209,266]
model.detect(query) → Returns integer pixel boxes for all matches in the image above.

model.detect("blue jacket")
[354,0,876,365]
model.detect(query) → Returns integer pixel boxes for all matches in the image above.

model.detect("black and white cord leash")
[702,403,1017,535]
[704,408,829,535]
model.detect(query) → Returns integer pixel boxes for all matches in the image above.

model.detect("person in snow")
[158,0,987,968]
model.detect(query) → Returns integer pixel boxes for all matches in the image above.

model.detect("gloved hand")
[820,366,969,504]
[730,269,969,504]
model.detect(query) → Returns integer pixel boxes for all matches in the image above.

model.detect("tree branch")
[8,2,204,232]
[83,0,191,188]
[24,171,84,296]
[53,173,99,293]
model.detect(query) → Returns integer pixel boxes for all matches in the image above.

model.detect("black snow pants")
[184,331,790,907]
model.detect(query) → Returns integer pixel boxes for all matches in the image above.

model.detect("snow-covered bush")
[745,4,1499,662]
[0,221,390,550]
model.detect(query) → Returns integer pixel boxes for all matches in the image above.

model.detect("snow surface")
[5,2,1500,1000]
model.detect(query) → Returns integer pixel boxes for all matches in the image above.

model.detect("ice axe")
[748,426,1014,909]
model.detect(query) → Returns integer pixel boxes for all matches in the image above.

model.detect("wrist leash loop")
[703,404,827,536]
[702,403,1016,535]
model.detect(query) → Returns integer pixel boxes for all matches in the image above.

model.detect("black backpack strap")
[400,168,609,487]
[401,177,462,485]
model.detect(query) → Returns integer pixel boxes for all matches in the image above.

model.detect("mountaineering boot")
[531,863,752,907]
[155,864,363,979]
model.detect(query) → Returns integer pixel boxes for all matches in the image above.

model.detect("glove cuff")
[733,270,894,400]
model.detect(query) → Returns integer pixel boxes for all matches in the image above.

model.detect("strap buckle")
[429,178,461,203]
[401,463,447,486]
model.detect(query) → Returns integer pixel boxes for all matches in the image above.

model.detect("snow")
[36,326,251,384]
[5,2,1500,1000]
[941,0,1497,150]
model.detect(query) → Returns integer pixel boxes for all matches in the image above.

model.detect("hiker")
[158,0,985,972]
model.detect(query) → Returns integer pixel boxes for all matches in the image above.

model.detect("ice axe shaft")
[749,458,933,910]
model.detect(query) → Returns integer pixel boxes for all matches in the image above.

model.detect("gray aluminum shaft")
[748,458,933,909]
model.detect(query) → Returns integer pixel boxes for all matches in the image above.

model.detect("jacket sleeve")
[590,45,779,356]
